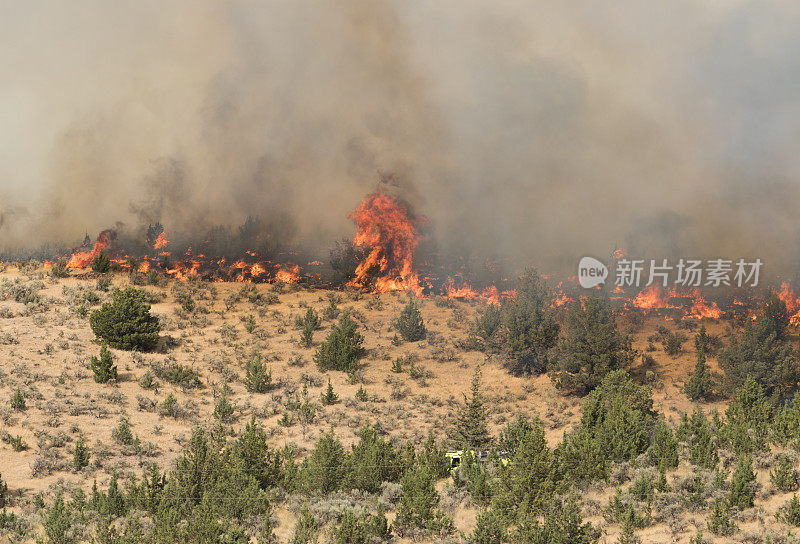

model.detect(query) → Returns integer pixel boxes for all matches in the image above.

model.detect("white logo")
[578,256,608,289]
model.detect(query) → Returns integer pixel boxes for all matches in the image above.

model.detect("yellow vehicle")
[445,449,511,472]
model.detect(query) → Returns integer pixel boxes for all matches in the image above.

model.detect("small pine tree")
[707,497,736,535]
[728,456,756,510]
[770,455,798,492]
[92,251,111,273]
[395,297,426,341]
[91,344,117,383]
[321,377,339,405]
[73,436,90,471]
[214,384,236,422]
[290,505,317,544]
[391,357,404,373]
[244,356,272,393]
[42,493,74,544]
[451,365,491,449]
[10,388,25,411]
[300,320,314,348]
[648,420,678,468]
[684,344,714,401]
[355,385,368,401]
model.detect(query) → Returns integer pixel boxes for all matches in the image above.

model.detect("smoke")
[2,0,800,277]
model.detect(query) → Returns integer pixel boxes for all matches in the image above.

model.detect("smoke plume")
[2,0,799,277]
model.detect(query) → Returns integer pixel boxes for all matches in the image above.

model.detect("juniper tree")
[552,294,633,395]
[90,343,117,383]
[722,376,771,454]
[300,429,347,495]
[73,436,90,471]
[501,268,560,374]
[684,344,714,401]
[314,311,365,373]
[394,465,453,536]
[770,455,798,492]
[395,297,426,341]
[718,300,799,402]
[90,287,160,351]
[728,456,756,510]
[244,355,272,393]
[450,365,491,449]
[780,495,800,526]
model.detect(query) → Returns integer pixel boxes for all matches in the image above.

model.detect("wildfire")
[630,284,721,319]
[348,192,423,295]
[275,263,301,283]
[778,283,800,326]
[66,230,116,269]
[153,232,169,250]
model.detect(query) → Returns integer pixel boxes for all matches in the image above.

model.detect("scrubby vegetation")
[6,264,800,543]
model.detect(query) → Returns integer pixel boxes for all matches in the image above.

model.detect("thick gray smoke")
[2,0,800,276]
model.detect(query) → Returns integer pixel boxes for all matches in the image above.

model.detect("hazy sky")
[2,0,800,274]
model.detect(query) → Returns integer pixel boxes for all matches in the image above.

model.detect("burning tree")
[347,192,423,295]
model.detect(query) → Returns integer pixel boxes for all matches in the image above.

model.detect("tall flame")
[66,230,115,269]
[348,192,422,295]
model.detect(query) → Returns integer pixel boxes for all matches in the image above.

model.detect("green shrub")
[244,356,273,393]
[92,251,111,273]
[552,295,632,395]
[559,371,655,482]
[152,360,202,389]
[290,504,317,544]
[10,388,25,411]
[779,495,800,526]
[91,344,117,383]
[662,331,685,356]
[314,312,364,373]
[680,408,720,469]
[213,384,236,423]
[346,425,403,493]
[51,259,69,278]
[42,493,75,544]
[90,287,160,351]
[395,297,426,341]
[501,268,560,375]
[0,473,7,508]
[648,419,678,469]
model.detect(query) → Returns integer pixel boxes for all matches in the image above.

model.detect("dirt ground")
[0,265,795,543]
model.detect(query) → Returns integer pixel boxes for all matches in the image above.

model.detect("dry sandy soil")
[0,265,795,543]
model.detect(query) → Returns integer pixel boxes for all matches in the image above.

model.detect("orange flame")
[275,263,300,283]
[348,192,422,295]
[153,232,169,250]
[67,230,115,269]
